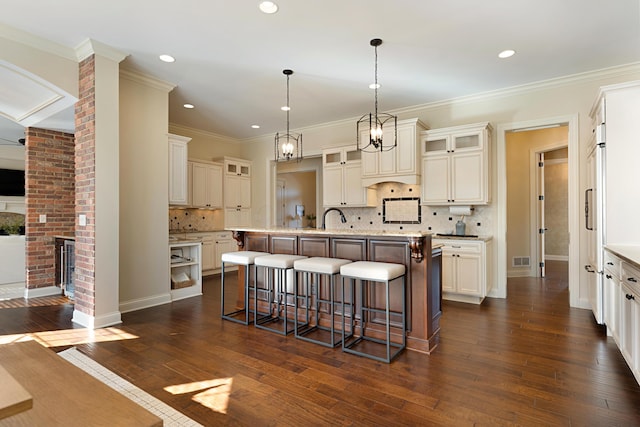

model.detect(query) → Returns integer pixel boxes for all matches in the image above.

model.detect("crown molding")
[0,23,77,61]
[75,38,128,63]
[169,123,240,144]
[393,62,640,116]
[120,68,176,92]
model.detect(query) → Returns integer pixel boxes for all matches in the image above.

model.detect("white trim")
[75,38,128,63]
[507,270,532,278]
[119,293,171,314]
[496,114,579,305]
[24,285,60,298]
[72,309,122,329]
[120,69,176,92]
[169,123,239,144]
[545,254,569,261]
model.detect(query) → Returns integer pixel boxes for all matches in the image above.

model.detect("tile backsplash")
[323,182,493,235]
[169,208,224,232]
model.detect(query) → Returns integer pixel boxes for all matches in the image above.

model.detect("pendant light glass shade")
[357,38,397,152]
[275,69,302,162]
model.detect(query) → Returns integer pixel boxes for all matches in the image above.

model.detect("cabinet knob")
[607,262,614,265]
[626,294,635,301]
[629,277,638,283]
[606,274,612,279]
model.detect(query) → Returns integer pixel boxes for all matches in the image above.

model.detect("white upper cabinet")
[168,133,191,205]
[189,161,223,208]
[360,118,427,187]
[216,157,252,228]
[421,122,492,206]
[322,146,376,207]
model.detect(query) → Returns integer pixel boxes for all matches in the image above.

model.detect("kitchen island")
[230,228,442,354]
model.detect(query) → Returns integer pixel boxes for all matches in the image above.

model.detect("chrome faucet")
[321,208,347,230]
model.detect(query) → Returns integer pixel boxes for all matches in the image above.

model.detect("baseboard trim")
[25,285,61,299]
[72,309,122,329]
[507,270,532,278]
[119,293,172,314]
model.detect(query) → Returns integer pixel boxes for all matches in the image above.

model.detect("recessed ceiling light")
[183,103,195,109]
[369,83,380,89]
[251,125,260,129]
[259,1,278,14]
[159,54,175,63]
[498,49,516,59]
[281,106,290,111]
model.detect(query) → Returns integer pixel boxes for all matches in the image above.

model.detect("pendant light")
[275,69,302,162]
[357,38,397,152]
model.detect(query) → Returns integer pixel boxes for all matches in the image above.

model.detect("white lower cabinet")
[604,248,640,385]
[213,231,237,270]
[434,238,492,304]
[187,231,238,274]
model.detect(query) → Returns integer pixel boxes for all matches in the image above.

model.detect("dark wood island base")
[231,228,442,354]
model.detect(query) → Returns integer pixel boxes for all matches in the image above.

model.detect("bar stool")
[340,261,406,363]
[220,251,269,324]
[293,257,353,347]
[254,254,308,335]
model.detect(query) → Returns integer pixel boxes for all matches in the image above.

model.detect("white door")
[537,152,546,278]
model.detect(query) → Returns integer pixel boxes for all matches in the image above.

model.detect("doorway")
[499,115,579,308]
[273,156,322,228]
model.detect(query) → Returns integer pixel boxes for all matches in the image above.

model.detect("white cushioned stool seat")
[221,251,270,325]
[254,254,307,336]
[340,261,405,281]
[221,251,269,265]
[294,257,352,275]
[340,260,406,363]
[293,257,353,348]
[255,254,307,269]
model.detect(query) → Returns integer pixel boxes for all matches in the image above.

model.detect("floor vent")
[512,256,531,268]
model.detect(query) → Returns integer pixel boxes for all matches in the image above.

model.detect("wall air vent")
[512,256,531,268]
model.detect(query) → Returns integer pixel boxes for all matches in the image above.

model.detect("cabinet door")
[451,151,483,203]
[169,140,188,205]
[422,156,450,204]
[441,252,456,292]
[200,239,215,271]
[422,134,450,156]
[225,208,251,227]
[215,239,238,269]
[323,167,344,207]
[191,162,209,207]
[451,131,482,152]
[343,163,366,206]
[620,283,636,367]
[209,164,223,208]
[225,175,251,208]
[456,253,482,295]
[395,124,417,175]
[605,273,621,344]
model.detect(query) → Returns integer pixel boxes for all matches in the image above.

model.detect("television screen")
[0,168,25,196]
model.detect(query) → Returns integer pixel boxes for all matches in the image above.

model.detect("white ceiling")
[0,0,639,141]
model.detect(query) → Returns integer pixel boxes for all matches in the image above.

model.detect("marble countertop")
[605,244,640,267]
[433,234,493,242]
[228,227,432,238]
[170,229,226,234]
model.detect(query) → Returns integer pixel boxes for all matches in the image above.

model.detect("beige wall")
[168,124,242,161]
[119,72,173,311]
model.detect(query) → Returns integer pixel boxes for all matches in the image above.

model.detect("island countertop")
[229,228,442,354]
[227,227,431,238]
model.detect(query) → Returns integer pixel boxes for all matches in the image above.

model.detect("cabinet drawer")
[622,262,640,294]
[433,239,482,254]
[213,231,232,241]
[604,250,622,277]
[189,232,214,243]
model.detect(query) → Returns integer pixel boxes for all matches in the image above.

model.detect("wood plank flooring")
[1,261,640,425]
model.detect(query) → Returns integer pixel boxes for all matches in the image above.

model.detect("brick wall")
[24,128,75,289]
[74,55,96,316]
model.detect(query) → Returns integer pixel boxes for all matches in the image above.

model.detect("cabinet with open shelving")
[169,240,202,301]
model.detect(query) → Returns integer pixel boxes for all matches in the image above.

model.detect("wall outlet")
[79,214,87,226]
[39,214,46,223]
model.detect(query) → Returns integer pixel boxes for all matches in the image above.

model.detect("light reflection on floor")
[0,327,138,347]
[165,378,233,414]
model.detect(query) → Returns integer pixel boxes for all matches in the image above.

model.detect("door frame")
[529,143,568,278]
[496,114,579,308]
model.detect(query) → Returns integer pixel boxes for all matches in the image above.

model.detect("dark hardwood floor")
[1,260,640,426]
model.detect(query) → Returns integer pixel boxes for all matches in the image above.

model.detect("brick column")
[24,128,75,291]
[74,55,96,317]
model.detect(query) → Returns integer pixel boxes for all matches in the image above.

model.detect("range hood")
[362,174,420,188]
